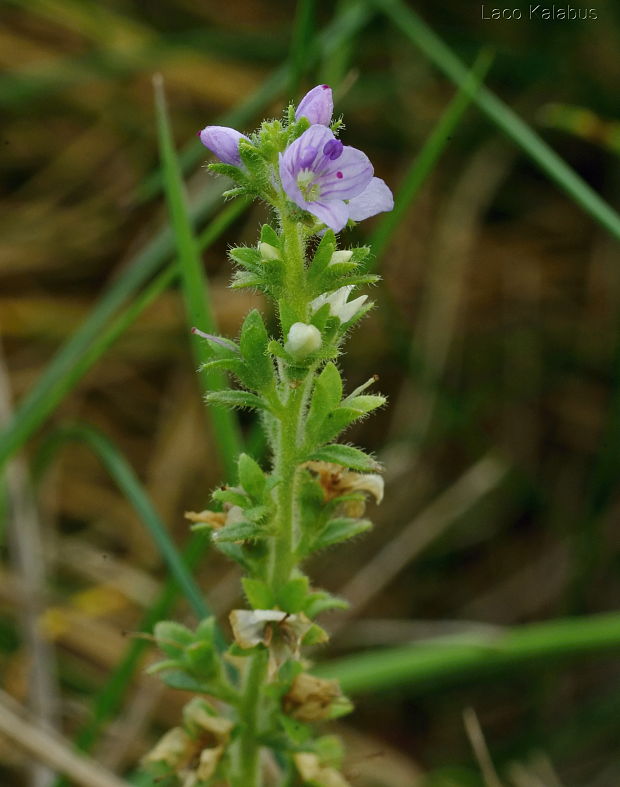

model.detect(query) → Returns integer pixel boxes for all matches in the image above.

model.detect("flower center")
[297,169,321,202]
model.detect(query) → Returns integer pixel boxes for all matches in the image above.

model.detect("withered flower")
[304,460,384,517]
[229,609,318,674]
[283,672,347,722]
[294,752,351,787]
[144,701,233,785]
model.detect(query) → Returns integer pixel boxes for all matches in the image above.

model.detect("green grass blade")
[154,76,242,480]
[317,611,620,694]
[375,0,620,242]
[289,0,316,95]
[37,424,210,620]
[369,49,494,264]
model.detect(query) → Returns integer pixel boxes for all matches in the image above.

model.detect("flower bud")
[295,84,333,126]
[310,285,367,324]
[198,125,249,165]
[259,241,280,260]
[284,322,322,358]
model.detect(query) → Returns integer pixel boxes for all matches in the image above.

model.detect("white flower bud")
[284,322,322,358]
[310,285,368,323]
[329,250,353,265]
[259,242,280,260]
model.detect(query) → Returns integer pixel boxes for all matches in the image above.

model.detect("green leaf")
[239,309,274,390]
[207,162,248,183]
[159,670,206,693]
[306,362,343,440]
[213,521,263,543]
[238,453,267,500]
[153,621,194,656]
[229,246,263,271]
[304,591,349,618]
[308,230,336,285]
[314,518,372,551]
[317,407,366,444]
[230,271,265,289]
[185,641,216,679]
[308,444,380,472]
[242,578,274,609]
[212,488,250,507]
[344,394,386,413]
[145,658,182,675]
[267,339,288,359]
[303,623,329,646]
[277,576,310,614]
[260,224,280,247]
[206,390,269,411]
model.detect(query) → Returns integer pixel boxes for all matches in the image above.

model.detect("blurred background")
[2,0,620,785]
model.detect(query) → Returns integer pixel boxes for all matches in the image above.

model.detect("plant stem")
[233,650,268,787]
[270,209,311,590]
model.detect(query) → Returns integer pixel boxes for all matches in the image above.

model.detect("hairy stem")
[233,650,268,787]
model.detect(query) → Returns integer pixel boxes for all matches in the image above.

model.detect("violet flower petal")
[347,177,394,222]
[295,84,333,126]
[307,199,350,233]
[314,146,373,201]
[199,125,249,165]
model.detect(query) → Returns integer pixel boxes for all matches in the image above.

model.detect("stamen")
[323,139,343,161]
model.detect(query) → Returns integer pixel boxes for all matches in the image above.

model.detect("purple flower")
[295,84,333,126]
[279,125,392,232]
[279,125,372,232]
[347,177,394,222]
[199,125,249,165]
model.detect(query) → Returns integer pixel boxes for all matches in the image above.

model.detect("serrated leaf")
[313,517,372,551]
[238,453,267,500]
[277,576,309,614]
[206,390,269,411]
[308,443,379,472]
[242,577,274,609]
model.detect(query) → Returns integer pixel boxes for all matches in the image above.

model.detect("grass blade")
[375,0,620,242]
[289,0,316,95]
[317,611,620,694]
[154,75,243,480]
